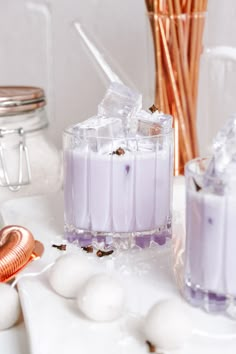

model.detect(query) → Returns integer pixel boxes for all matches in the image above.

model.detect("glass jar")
[0,86,62,202]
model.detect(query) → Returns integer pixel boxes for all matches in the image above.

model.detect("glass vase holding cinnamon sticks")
[146,0,208,175]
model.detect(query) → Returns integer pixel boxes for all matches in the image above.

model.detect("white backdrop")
[0,0,236,155]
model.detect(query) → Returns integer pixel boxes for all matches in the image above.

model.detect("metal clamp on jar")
[0,86,62,202]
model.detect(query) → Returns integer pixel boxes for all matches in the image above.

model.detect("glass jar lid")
[0,86,46,116]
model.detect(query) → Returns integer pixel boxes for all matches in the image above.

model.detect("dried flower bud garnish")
[96,249,114,258]
[125,164,130,175]
[82,245,94,253]
[208,217,213,225]
[149,104,158,113]
[52,244,67,251]
[146,340,156,353]
[112,147,125,156]
[193,178,202,192]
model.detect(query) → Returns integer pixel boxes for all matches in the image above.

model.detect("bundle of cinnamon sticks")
[145,0,208,174]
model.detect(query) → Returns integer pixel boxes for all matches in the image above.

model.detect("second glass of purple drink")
[184,157,236,316]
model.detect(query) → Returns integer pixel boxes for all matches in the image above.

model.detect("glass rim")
[63,125,173,140]
[185,156,209,177]
[185,156,236,188]
[184,156,230,185]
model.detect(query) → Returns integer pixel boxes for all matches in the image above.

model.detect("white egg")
[144,299,193,351]
[49,253,94,298]
[77,274,125,321]
[0,283,21,330]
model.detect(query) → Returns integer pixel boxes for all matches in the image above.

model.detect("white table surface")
[2,177,236,354]
[0,190,65,354]
[0,322,29,354]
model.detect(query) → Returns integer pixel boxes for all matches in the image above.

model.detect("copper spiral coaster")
[0,225,44,282]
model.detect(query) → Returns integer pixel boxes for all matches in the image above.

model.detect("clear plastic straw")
[73,21,134,88]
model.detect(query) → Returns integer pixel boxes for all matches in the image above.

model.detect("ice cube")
[135,110,173,152]
[203,115,236,192]
[73,116,123,152]
[137,110,173,136]
[73,116,122,138]
[212,115,236,173]
[98,82,142,133]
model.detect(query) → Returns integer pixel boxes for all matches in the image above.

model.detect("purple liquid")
[184,188,236,314]
[64,147,172,248]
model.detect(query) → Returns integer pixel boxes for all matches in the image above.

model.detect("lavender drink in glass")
[184,116,236,315]
[63,83,173,249]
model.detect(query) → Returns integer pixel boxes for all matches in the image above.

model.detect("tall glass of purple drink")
[184,157,236,316]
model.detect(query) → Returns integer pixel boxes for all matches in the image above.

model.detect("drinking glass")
[184,157,236,315]
[63,128,173,249]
